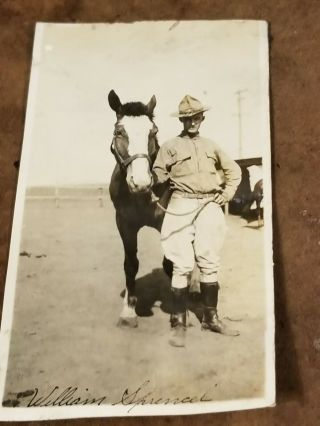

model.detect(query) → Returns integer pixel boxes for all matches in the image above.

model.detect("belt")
[172,191,217,199]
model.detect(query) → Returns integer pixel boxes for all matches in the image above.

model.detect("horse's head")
[108,90,159,194]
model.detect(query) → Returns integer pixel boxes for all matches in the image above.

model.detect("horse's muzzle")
[128,178,152,194]
[127,170,153,192]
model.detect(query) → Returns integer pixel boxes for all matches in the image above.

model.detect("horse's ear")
[108,90,122,113]
[146,95,156,115]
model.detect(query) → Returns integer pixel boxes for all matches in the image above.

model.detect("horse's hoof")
[117,317,138,328]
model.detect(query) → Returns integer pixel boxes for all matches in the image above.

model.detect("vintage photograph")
[0,21,274,420]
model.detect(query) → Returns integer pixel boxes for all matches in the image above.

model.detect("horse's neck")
[109,164,129,201]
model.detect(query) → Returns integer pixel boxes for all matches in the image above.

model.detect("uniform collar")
[179,131,200,139]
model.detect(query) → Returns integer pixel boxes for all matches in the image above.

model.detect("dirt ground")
[3,196,267,408]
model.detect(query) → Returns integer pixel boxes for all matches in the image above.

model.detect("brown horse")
[240,172,264,227]
[108,90,172,327]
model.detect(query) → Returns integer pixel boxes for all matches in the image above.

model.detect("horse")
[242,178,263,227]
[241,165,264,227]
[230,165,264,227]
[107,90,172,327]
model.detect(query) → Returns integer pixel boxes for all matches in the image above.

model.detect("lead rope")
[154,197,215,217]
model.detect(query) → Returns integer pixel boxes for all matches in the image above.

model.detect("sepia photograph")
[0,20,274,420]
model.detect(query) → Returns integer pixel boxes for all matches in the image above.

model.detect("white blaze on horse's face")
[120,116,153,193]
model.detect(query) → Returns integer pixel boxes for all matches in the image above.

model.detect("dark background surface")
[0,1,319,425]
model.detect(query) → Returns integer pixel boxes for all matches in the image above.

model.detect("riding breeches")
[161,195,227,289]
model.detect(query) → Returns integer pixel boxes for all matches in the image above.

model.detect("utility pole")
[235,90,247,159]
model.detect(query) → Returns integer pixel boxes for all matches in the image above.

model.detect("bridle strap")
[110,119,158,170]
[111,137,152,170]
[123,153,152,167]
[110,140,127,169]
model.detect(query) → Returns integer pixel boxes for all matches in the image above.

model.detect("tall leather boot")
[169,287,187,347]
[200,282,240,337]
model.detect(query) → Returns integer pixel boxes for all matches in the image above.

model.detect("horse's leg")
[253,180,263,227]
[241,197,254,221]
[257,199,263,227]
[116,215,139,327]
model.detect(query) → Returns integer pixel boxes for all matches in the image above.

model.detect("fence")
[26,186,109,208]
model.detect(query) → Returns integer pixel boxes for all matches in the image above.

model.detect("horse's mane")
[122,102,154,119]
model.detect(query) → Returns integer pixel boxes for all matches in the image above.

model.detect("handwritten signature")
[3,381,213,413]
[112,380,212,413]
[3,386,106,408]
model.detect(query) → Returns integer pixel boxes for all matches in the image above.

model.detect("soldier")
[152,95,242,347]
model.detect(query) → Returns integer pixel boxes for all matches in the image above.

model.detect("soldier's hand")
[213,193,226,205]
[151,192,160,203]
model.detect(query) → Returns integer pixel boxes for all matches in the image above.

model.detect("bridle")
[111,140,152,169]
[110,120,219,216]
[110,121,158,172]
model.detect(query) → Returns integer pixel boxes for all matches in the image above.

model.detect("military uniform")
[152,95,241,346]
[153,132,241,287]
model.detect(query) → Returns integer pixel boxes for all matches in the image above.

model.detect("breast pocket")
[202,151,218,174]
[171,153,192,177]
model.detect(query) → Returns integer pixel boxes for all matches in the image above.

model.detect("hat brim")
[170,106,210,118]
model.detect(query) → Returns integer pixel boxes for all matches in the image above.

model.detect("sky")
[24,21,269,186]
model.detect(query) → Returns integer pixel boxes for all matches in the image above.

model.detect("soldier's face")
[181,113,204,134]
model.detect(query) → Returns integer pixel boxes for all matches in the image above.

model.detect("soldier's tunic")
[152,131,241,288]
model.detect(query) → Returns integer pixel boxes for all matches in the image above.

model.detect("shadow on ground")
[130,268,204,322]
